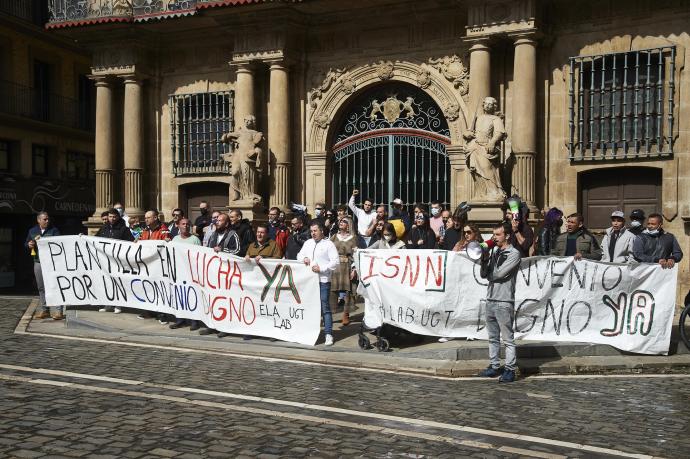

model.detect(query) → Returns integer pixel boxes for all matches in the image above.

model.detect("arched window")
[331,83,450,211]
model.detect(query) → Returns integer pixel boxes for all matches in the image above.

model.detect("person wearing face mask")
[537,208,563,256]
[368,223,406,250]
[388,198,410,237]
[632,213,682,268]
[628,209,646,236]
[429,201,445,238]
[113,202,130,228]
[313,202,327,224]
[193,201,212,239]
[348,189,376,244]
[406,212,436,249]
[600,211,636,263]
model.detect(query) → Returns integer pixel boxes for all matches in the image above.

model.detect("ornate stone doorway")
[331,83,451,211]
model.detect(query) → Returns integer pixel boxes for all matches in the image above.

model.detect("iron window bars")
[170,91,233,176]
[568,46,675,160]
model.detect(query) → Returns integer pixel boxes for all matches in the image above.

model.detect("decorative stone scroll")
[375,61,395,80]
[428,55,469,96]
[308,67,348,111]
[306,60,469,153]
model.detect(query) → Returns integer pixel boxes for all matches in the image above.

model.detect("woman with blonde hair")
[330,216,358,326]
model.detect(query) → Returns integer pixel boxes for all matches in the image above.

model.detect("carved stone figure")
[111,0,132,16]
[221,115,263,203]
[368,96,416,123]
[463,97,507,201]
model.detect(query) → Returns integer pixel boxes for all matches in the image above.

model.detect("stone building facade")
[0,2,95,292]
[47,0,690,300]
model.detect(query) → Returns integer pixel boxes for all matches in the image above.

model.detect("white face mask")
[431,208,440,217]
[314,209,323,217]
[383,235,392,242]
[630,220,642,228]
[115,207,124,216]
[645,228,659,235]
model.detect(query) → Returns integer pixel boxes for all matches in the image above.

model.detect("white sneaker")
[98,307,108,312]
[324,334,334,346]
[113,307,122,314]
[438,337,455,343]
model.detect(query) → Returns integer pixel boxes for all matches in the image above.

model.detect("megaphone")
[465,239,496,260]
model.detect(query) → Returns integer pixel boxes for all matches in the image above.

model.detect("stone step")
[63,307,690,360]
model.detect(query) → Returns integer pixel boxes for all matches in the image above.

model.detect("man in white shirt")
[348,189,376,244]
[297,221,339,346]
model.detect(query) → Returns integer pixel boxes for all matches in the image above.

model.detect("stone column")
[122,75,144,216]
[467,38,491,114]
[304,151,328,211]
[268,61,290,210]
[93,77,115,216]
[233,63,255,124]
[511,34,538,207]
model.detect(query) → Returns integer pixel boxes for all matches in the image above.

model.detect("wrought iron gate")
[331,84,451,210]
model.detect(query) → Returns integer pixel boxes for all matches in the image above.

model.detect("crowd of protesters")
[26,191,684,377]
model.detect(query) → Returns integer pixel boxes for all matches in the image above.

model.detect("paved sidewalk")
[22,298,690,377]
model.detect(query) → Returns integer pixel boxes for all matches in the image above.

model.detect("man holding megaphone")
[476,221,521,383]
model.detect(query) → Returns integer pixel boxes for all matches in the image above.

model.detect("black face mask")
[200,208,208,215]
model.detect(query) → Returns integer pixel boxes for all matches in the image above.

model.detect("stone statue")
[463,97,507,202]
[221,115,263,203]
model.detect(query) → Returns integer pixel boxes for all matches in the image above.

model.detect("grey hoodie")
[480,244,521,303]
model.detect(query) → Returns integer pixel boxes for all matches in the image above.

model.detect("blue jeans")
[485,300,516,371]
[320,282,333,335]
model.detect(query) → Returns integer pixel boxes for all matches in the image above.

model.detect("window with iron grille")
[568,47,675,160]
[170,91,234,176]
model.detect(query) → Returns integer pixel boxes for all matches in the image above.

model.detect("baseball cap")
[611,210,625,219]
[390,198,403,206]
[629,209,646,220]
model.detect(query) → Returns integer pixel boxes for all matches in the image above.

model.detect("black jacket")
[285,227,311,260]
[96,218,134,242]
[632,230,683,263]
[405,226,436,249]
[507,220,534,257]
[230,219,255,257]
[538,226,560,256]
[438,227,462,250]
[209,229,240,255]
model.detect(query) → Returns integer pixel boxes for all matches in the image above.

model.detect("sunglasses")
[172,213,182,217]
[315,207,324,211]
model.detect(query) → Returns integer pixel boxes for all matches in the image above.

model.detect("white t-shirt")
[348,195,376,237]
[296,237,339,283]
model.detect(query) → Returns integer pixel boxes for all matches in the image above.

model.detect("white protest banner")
[38,236,322,345]
[355,249,677,355]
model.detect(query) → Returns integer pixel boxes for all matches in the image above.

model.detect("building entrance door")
[580,167,661,231]
[331,83,450,211]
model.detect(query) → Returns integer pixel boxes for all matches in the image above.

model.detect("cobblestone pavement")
[1,298,689,458]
